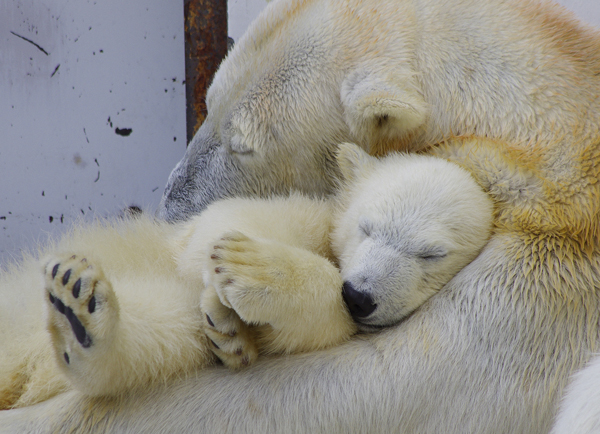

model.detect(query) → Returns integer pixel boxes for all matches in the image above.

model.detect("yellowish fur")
[0,194,354,406]
[0,219,216,406]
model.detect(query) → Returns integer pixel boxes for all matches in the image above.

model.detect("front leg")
[207,231,357,354]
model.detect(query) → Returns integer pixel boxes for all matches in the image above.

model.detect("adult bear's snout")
[342,282,377,319]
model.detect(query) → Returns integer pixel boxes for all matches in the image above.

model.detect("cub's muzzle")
[342,282,377,319]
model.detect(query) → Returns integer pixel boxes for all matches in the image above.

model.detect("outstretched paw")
[201,285,258,369]
[43,254,118,370]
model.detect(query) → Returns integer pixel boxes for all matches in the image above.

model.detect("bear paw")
[201,284,258,369]
[44,255,118,371]
[208,231,296,324]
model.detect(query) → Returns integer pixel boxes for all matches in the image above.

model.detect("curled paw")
[207,231,291,324]
[201,285,258,369]
[43,254,118,368]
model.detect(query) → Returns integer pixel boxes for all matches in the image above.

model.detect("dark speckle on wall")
[10,31,49,55]
[115,127,133,136]
[92,158,100,182]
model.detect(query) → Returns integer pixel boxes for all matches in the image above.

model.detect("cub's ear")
[336,142,377,184]
[341,69,427,154]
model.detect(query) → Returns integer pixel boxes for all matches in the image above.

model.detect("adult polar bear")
[1,0,600,432]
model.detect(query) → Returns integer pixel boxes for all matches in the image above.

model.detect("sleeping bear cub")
[2,143,492,406]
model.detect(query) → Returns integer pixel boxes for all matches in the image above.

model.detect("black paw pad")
[209,339,220,350]
[65,307,92,348]
[49,292,55,304]
[62,269,72,285]
[52,263,60,279]
[64,352,70,364]
[88,296,96,314]
[206,314,215,327]
[53,297,66,314]
[72,278,82,298]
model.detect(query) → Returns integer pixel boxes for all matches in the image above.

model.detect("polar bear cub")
[177,143,493,365]
[331,144,494,331]
[7,144,492,405]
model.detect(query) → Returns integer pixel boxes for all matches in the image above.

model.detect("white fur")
[159,0,600,220]
[333,145,493,329]
[0,144,491,418]
[2,0,600,430]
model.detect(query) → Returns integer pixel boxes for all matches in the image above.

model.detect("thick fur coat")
[1,0,600,432]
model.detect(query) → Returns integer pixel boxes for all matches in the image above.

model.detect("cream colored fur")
[0,196,340,402]
[2,0,600,431]
[0,144,490,411]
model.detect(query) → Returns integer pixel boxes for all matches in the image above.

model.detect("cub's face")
[332,145,492,330]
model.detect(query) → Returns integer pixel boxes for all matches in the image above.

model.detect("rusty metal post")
[184,0,228,143]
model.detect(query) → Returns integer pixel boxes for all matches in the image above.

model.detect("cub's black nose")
[342,282,377,318]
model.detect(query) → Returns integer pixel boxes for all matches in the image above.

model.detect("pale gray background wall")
[1,0,187,265]
[1,0,598,266]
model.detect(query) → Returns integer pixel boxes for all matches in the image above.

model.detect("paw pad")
[62,269,72,285]
[72,279,81,298]
[45,255,103,350]
[52,263,60,279]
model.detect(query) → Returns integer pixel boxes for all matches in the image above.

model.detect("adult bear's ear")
[336,142,377,184]
[341,69,427,154]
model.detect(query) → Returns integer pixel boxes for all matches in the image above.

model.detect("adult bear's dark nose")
[342,282,377,319]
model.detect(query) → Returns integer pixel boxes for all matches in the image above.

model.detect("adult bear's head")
[157,0,428,221]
